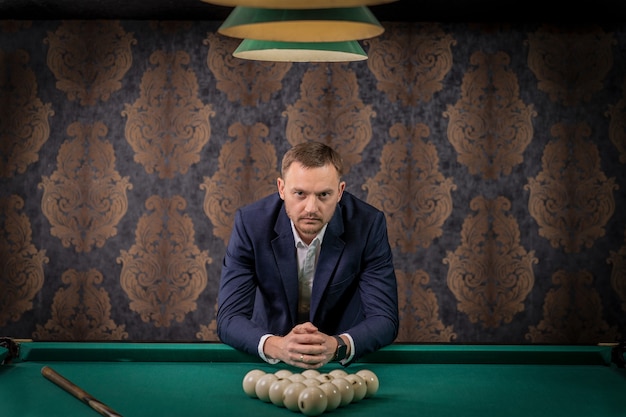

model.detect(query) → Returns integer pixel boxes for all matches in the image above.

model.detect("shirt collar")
[291,220,327,248]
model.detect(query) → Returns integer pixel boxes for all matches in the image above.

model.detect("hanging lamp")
[201,0,396,8]
[217,6,384,42]
[201,0,394,62]
[233,39,368,62]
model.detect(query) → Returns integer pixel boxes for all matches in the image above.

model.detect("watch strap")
[333,335,347,361]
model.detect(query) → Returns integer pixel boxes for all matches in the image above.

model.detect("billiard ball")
[356,369,379,397]
[328,369,348,378]
[298,386,327,416]
[274,369,293,379]
[254,373,278,402]
[288,373,306,383]
[318,381,341,412]
[302,378,321,386]
[330,377,354,406]
[242,369,265,398]
[268,378,292,407]
[315,373,333,383]
[282,381,307,412]
[345,373,367,402]
[301,369,320,379]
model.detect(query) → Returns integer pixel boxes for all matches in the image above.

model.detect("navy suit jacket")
[217,191,399,363]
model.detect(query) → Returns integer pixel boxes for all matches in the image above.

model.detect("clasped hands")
[264,322,337,369]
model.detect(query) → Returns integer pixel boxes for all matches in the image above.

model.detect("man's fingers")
[291,334,326,348]
[293,352,326,369]
[299,322,319,331]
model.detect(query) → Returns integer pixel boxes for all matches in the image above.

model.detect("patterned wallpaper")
[1,19,625,345]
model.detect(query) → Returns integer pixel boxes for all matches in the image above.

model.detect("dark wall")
[1,19,625,344]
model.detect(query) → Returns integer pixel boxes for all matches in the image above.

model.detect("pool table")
[1,339,624,417]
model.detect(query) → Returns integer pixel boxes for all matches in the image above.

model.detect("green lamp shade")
[202,0,397,8]
[218,6,384,42]
[233,39,368,62]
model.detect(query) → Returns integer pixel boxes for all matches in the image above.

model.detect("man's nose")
[304,195,318,213]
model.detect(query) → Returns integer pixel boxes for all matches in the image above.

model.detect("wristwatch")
[333,336,348,361]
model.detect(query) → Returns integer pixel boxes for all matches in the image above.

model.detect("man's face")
[277,162,345,244]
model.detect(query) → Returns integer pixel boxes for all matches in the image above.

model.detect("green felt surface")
[1,342,624,417]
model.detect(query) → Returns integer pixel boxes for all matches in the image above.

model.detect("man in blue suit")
[217,141,398,368]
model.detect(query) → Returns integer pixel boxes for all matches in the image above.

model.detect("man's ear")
[277,177,285,200]
[337,181,346,201]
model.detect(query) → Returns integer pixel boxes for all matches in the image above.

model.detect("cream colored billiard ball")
[301,369,321,379]
[345,373,367,402]
[282,381,307,412]
[274,369,293,379]
[254,373,278,402]
[242,369,265,398]
[328,369,348,378]
[288,373,306,383]
[330,377,354,406]
[268,378,292,407]
[315,373,333,383]
[356,369,379,397]
[302,377,321,387]
[318,381,341,412]
[298,386,327,416]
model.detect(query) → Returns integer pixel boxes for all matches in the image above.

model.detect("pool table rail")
[2,339,624,367]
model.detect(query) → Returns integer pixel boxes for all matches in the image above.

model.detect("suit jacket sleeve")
[216,208,258,356]
[337,209,399,362]
[216,194,294,358]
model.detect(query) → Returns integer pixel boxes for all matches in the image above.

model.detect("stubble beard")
[297,217,323,239]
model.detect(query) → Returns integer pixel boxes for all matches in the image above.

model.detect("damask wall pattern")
[1,19,625,345]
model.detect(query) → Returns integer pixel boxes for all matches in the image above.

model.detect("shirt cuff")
[258,334,280,364]
[340,333,355,365]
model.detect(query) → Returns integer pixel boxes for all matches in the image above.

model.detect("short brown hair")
[281,142,344,178]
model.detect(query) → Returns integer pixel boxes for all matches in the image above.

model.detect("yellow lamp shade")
[202,0,397,8]
[233,39,368,62]
[218,6,384,42]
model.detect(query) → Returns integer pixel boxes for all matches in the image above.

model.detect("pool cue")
[41,366,123,417]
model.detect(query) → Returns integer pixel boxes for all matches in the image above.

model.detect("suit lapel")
[272,210,298,326]
[310,210,345,319]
